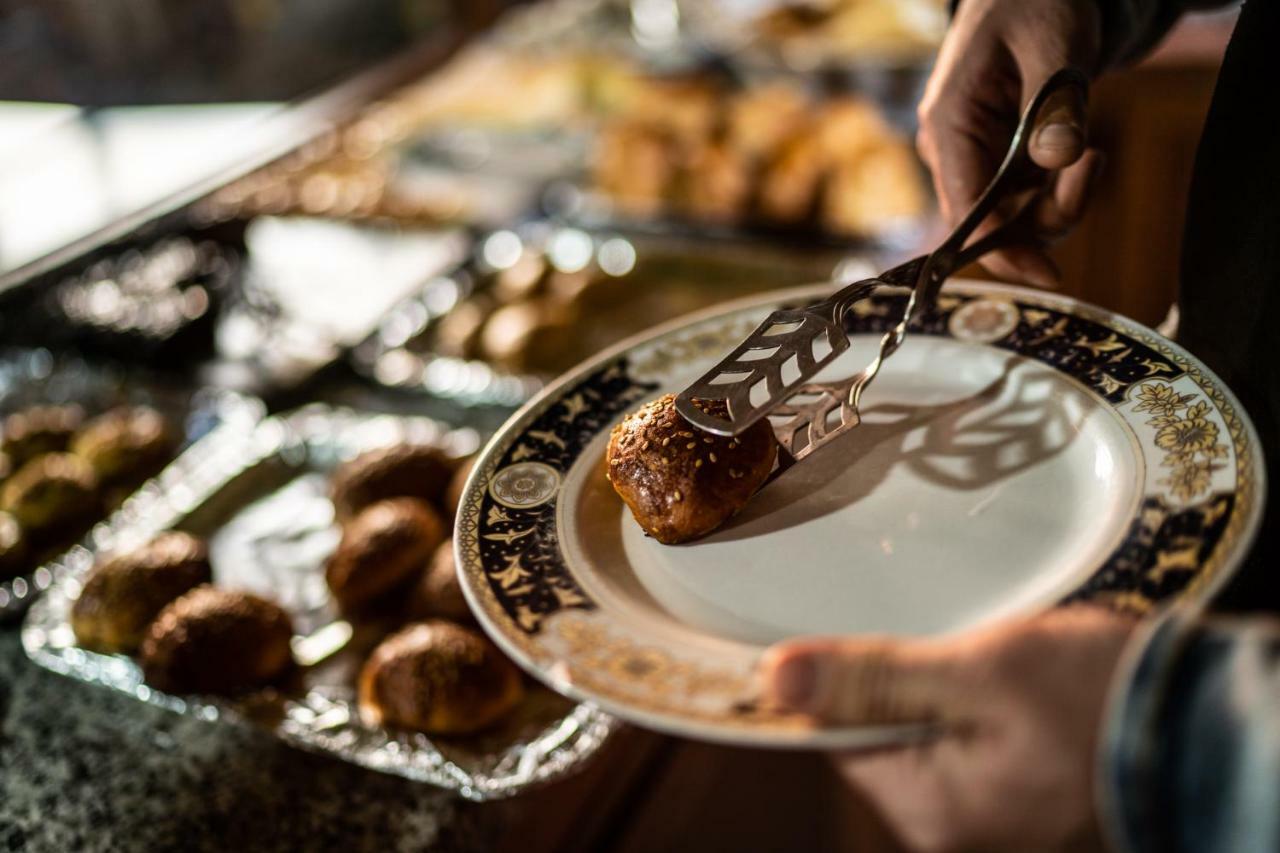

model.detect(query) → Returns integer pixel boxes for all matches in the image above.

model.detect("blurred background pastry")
[71,406,177,491]
[71,531,213,653]
[330,443,455,520]
[410,539,473,624]
[141,586,294,695]
[1,405,86,467]
[325,497,447,614]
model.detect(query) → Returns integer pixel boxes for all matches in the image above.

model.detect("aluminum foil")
[21,404,616,799]
[0,348,264,618]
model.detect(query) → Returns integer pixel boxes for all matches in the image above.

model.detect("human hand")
[918,0,1107,288]
[760,606,1138,853]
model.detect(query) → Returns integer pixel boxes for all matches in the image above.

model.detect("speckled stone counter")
[0,627,491,852]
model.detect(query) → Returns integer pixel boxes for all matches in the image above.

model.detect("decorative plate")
[455,281,1266,748]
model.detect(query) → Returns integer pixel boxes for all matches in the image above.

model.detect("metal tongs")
[676,68,1088,476]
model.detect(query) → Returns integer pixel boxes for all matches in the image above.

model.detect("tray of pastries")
[0,349,261,617]
[21,404,614,799]
[349,221,853,406]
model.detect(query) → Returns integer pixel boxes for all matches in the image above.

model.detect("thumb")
[1026,75,1088,171]
[759,636,973,726]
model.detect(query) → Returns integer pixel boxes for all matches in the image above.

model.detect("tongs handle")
[920,67,1090,297]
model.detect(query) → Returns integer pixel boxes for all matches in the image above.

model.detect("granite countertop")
[0,627,492,852]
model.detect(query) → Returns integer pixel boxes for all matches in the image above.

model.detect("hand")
[918,0,1107,288]
[760,606,1138,853]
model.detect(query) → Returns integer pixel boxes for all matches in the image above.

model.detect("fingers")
[976,148,1105,288]
[760,636,972,726]
[1028,89,1087,171]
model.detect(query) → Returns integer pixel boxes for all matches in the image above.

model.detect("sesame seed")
[662,437,670,446]
[686,442,696,449]
[679,431,693,438]
[642,440,650,450]
[695,459,703,468]
[673,490,683,501]
[703,437,713,444]
[709,453,717,462]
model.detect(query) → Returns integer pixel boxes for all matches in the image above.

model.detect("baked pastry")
[444,457,474,518]
[358,620,523,735]
[593,121,676,218]
[493,252,549,303]
[726,83,811,159]
[325,498,446,613]
[0,453,100,537]
[821,141,927,237]
[70,406,176,488]
[141,586,294,695]
[757,128,825,225]
[0,511,26,581]
[606,394,777,544]
[71,531,212,653]
[434,295,494,360]
[330,444,454,520]
[681,141,751,224]
[411,539,473,623]
[1,405,85,465]
[478,299,576,374]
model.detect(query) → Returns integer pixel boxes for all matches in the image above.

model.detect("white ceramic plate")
[456,281,1266,748]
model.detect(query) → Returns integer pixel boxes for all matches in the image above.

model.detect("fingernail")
[1035,122,1083,152]
[770,655,817,709]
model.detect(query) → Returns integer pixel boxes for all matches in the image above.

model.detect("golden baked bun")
[726,83,811,159]
[593,121,676,218]
[0,511,26,581]
[444,457,474,518]
[326,498,446,613]
[141,586,294,695]
[1,404,85,466]
[71,531,212,653]
[434,295,494,360]
[606,394,777,544]
[757,129,825,225]
[681,141,751,224]
[330,443,454,520]
[821,141,927,237]
[71,406,176,488]
[478,299,576,374]
[358,620,523,735]
[411,539,473,623]
[0,453,100,537]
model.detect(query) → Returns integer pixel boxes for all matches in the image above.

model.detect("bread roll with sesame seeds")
[605,394,777,544]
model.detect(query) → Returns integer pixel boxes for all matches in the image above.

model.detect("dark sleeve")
[1100,608,1280,853]
[1095,1,1238,66]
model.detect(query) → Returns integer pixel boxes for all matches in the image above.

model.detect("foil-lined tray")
[349,222,853,407]
[21,404,616,799]
[0,348,264,617]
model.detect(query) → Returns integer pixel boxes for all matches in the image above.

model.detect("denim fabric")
[1103,610,1280,852]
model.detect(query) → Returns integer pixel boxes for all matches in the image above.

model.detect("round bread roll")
[326,498,446,613]
[479,299,575,374]
[411,539,473,623]
[0,453,100,537]
[141,586,294,695]
[606,394,777,544]
[0,511,26,581]
[71,531,212,653]
[434,295,493,360]
[0,450,13,482]
[330,443,455,521]
[1,404,85,466]
[358,620,523,735]
[444,457,474,518]
[71,406,176,487]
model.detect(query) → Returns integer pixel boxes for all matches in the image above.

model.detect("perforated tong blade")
[675,68,1089,471]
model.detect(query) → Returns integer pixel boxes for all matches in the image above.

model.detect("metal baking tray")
[348,220,867,406]
[0,348,264,618]
[21,404,615,799]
